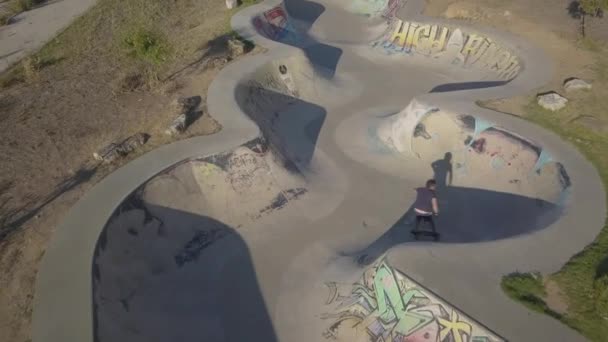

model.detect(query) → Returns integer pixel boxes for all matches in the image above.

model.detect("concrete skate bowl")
[247,0,522,83]
[32,0,606,341]
[91,138,316,342]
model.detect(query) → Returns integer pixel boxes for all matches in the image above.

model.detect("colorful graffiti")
[372,20,520,79]
[253,4,300,44]
[322,258,504,342]
[351,0,403,18]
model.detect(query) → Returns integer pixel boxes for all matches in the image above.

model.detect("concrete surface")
[32,0,606,341]
[0,0,97,72]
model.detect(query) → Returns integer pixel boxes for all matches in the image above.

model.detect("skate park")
[31,0,606,341]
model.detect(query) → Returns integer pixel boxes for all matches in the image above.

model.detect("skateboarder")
[413,179,439,234]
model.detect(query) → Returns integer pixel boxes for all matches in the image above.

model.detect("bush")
[123,28,170,65]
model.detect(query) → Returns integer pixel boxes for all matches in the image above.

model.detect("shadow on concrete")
[432,152,453,188]
[430,80,510,93]
[93,203,277,341]
[235,83,326,171]
[348,186,561,264]
[251,0,343,78]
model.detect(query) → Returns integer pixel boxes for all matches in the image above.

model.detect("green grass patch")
[122,28,170,65]
[501,272,563,319]
[502,49,608,338]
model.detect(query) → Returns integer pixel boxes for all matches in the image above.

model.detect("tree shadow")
[235,83,326,171]
[567,1,583,19]
[0,163,99,240]
[93,202,278,341]
[164,33,255,81]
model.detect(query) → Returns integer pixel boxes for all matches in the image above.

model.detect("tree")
[568,0,608,37]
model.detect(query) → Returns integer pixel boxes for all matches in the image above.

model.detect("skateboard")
[411,229,440,241]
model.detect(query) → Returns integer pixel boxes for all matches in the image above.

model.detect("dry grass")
[0,0,259,340]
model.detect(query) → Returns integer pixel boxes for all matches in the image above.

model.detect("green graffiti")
[373,261,434,335]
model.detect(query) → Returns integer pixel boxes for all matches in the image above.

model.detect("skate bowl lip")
[31,0,606,342]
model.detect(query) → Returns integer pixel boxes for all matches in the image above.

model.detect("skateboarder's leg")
[415,215,423,231]
[428,216,437,233]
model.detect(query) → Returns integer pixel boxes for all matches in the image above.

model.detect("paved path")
[32,0,606,341]
[0,0,96,72]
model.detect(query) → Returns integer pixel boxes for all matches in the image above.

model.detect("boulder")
[228,38,246,59]
[563,78,592,92]
[537,92,568,111]
[165,114,187,136]
[94,133,148,162]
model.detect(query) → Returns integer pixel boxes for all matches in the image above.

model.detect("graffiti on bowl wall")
[372,19,520,79]
[253,4,300,44]
[322,258,505,342]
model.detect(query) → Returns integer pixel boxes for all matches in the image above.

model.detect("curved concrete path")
[32,0,606,341]
[0,0,96,72]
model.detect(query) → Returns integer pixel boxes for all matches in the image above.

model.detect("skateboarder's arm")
[432,197,439,215]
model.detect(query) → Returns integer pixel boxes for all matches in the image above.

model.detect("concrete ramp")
[32,0,606,342]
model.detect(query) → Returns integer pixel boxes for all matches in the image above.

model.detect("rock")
[537,92,568,111]
[93,133,149,162]
[212,57,230,68]
[93,143,120,162]
[172,96,202,114]
[165,114,187,136]
[117,133,148,155]
[228,38,246,59]
[226,0,237,9]
[563,78,592,92]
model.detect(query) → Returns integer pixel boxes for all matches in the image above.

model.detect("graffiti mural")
[253,4,300,44]
[371,19,520,79]
[322,258,504,342]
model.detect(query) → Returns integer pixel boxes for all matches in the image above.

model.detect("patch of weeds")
[115,72,144,93]
[0,7,17,25]
[591,51,608,81]
[578,36,604,52]
[501,272,562,319]
[21,54,63,81]
[123,28,170,65]
[10,0,44,12]
[0,67,25,89]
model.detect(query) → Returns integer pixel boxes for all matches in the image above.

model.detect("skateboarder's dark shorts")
[415,214,436,232]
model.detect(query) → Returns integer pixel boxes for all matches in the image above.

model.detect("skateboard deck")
[411,229,440,241]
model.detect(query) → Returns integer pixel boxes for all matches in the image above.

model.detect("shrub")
[123,28,170,65]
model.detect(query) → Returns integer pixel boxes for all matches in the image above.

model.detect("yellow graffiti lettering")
[418,25,449,55]
[462,34,488,65]
[412,24,431,49]
[389,20,409,47]
[405,23,419,49]
[491,50,513,71]
[478,42,499,67]
[438,310,473,342]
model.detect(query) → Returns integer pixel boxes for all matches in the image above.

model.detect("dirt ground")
[0,0,607,342]
[0,0,262,340]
